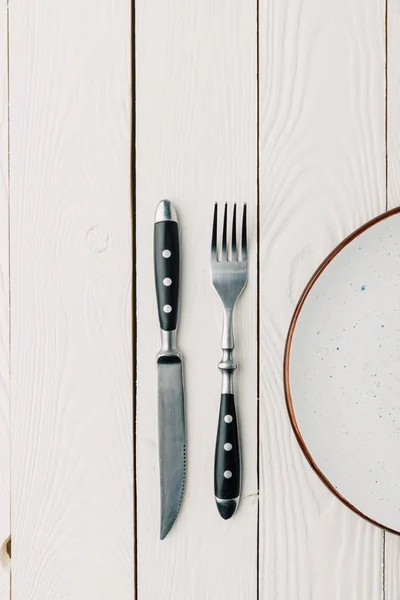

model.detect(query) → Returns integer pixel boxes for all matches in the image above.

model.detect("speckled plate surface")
[285,207,400,533]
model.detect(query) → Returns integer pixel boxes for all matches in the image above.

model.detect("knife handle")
[154,201,180,332]
[214,393,240,519]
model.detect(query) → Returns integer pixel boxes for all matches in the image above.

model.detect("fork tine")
[241,204,247,262]
[211,203,218,261]
[221,203,228,261]
[231,203,237,261]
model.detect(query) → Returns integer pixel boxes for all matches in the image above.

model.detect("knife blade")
[154,199,186,540]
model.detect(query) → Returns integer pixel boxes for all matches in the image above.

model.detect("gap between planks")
[132,0,138,596]
[256,0,261,597]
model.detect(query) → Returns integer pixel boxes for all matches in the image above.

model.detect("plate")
[285,207,400,533]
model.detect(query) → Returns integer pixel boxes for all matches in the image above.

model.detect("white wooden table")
[0,0,399,598]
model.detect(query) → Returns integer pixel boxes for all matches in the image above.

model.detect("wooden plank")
[135,0,257,597]
[384,0,400,595]
[8,2,133,598]
[0,0,10,598]
[258,0,386,597]
[388,0,400,211]
[385,532,400,600]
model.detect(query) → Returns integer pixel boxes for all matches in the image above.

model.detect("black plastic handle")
[154,220,180,331]
[214,393,240,519]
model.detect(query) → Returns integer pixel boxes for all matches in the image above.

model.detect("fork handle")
[214,393,240,519]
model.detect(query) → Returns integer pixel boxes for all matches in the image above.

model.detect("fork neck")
[219,348,237,393]
[219,308,237,394]
[221,307,234,350]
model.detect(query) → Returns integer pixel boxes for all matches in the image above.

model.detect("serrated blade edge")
[157,354,186,539]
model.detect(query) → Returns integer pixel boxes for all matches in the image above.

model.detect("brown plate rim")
[283,205,400,535]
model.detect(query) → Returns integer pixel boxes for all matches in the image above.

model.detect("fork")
[210,203,248,519]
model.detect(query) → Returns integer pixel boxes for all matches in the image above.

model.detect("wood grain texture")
[258,0,386,598]
[385,530,400,600]
[388,0,400,212]
[135,1,257,598]
[384,0,400,595]
[9,2,133,598]
[0,1,10,598]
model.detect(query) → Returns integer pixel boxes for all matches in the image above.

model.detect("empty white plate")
[285,207,400,533]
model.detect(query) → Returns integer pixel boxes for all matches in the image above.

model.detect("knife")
[154,199,186,540]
